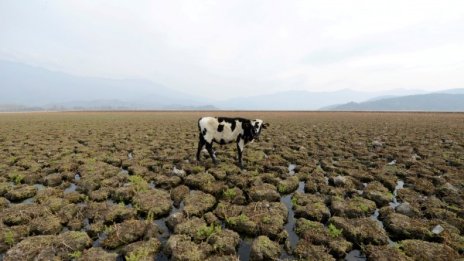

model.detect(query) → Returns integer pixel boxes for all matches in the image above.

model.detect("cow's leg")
[236,139,244,168]
[196,135,206,162]
[205,142,218,164]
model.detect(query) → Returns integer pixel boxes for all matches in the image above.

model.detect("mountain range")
[0,60,213,110]
[1,60,463,111]
[324,92,464,111]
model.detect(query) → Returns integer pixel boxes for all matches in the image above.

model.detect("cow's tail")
[197,117,202,132]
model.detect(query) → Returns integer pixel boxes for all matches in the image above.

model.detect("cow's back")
[198,117,242,144]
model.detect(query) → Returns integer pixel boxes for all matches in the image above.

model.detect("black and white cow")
[196,117,269,167]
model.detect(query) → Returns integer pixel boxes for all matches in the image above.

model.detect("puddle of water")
[34,184,46,191]
[83,218,90,231]
[280,183,305,259]
[370,209,395,245]
[345,249,367,261]
[369,181,406,247]
[288,164,296,175]
[324,177,329,185]
[296,181,304,193]
[394,180,404,196]
[20,197,35,204]
[370,209,382,227]
[154,202,184,261]
[149,181,155,189]
[154,218,170,243]
[155,252,169,261]
[64,183,77,194]
[61,227,70,233]
[389,180,404,208]
[74,173,81,181]
[154,203,183,239]
[281,193,298,258]
[92,232,108,247]
[238,237,253,261]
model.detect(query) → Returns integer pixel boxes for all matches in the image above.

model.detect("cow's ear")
[263,123,269,129]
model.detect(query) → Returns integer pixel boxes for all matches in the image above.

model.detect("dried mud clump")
[171,185,190,207]
[383,213,436,241]
[132,189,172,218]
[220,187,247,205]
[0,204,49,226]
[4,184,37,202]
[330,216,389,245]
[248,183,280,202]
[364,181,393,207]
[0,197,10,211]
[4,231,91,260]
[250,235,281,261]
[364,244,413,261]
[165,234,213,261]
[0,183,13,197]
[174,217,207,241]
[43,173,63,187]
[29,214,62,235]
[220,201,288,240]
[183,190,216,217]
[276,176,299,194]
[399,239,459,261]
[295,218,352,257]
[80,247,118,260]
[185,172,226,196]
[330,196,377,218]
[207,228,240,255]
[122,237,162,261]
[0,225,29,253]
[293,241,335,261]
[293,193,330,222]
[101,219,158,249]
[103,203,137,223]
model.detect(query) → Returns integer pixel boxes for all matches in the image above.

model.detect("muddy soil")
[0,111,462,260]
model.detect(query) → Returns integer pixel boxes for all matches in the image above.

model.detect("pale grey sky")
[1,0,464,99]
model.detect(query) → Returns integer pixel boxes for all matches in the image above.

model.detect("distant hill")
[0,104,43,112]
[0,60,214,110]
[0,102,218,112]
[325,93,464,112]
[434,88,464,94]
[218,89,425,110]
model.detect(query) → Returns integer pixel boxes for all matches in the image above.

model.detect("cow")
[196,117,269,168]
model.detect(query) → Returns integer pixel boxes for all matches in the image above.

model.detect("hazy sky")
[1,1,464,99]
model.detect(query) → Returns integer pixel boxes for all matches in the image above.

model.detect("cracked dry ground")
[0,111,463,261]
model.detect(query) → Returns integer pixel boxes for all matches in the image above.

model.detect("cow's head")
[251,119,269,141]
